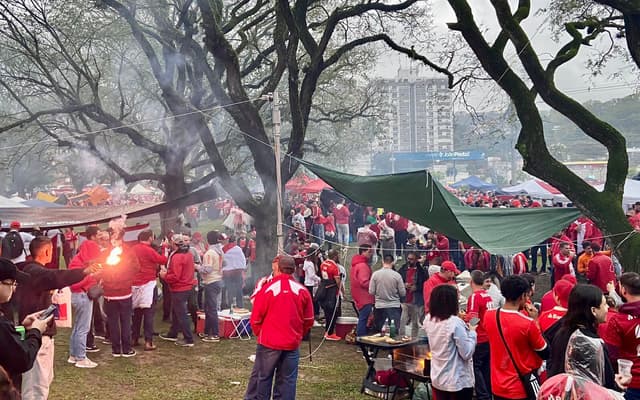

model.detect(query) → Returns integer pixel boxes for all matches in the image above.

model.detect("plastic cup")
[618,359,633,378]
[15,325,25,340]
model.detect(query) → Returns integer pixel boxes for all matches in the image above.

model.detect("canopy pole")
[271,91,284,253]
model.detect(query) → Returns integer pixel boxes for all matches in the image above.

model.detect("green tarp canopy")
[299,159,581,254]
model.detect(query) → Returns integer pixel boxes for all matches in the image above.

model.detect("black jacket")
[0,312,41,387]
[16,261,86,337]
[397,262,427,306]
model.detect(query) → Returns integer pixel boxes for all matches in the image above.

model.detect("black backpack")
[2,231,25,259]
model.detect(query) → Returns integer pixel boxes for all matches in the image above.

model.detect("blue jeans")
[70,292,93,360]
[223,270,244,308]
[626,388,640,400]
[356,304,373,337]
[373,307,401,333]
[473,341,491,400]
[244,344,299,400]
[168,290,194,343]
[312,223,325,245]
[204,281,222,336]
[104,297,133,354]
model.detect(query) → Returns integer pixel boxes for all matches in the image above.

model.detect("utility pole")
[269,92,285,253]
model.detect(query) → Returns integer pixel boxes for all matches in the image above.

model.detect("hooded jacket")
[349,254,374,310]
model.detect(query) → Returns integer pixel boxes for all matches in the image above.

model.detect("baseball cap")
[441,261,460,275]
[553,280,575,308]
[0,258,29,283]
[9,221,20,229]
[218,233,229,241]
[171,234,188,245]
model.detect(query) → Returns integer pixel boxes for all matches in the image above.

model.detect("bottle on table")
[381,318,390,337]
[389,319,397,338]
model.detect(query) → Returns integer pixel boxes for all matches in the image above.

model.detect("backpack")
[2,231,24,259]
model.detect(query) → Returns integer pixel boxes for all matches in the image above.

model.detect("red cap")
[553,280,575,308]
[9,221,20,229]
[441,261,460,275]
[561,274,577,285]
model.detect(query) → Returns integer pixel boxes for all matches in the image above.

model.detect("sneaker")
[201,335,220,343]
[67,356,78,364]
[86,345,100,353]
[159,333,178,342]
[112,352,122,358]
[95,335,106,340]
[313,320,322,327]
[197,332,206,338]
[101,339,111,345]
[122,349,137,358]
[75,358,98,368]
[175,339,194,347]
[324,333,342,341]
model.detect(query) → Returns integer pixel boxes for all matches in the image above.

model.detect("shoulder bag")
[496,308,541,400]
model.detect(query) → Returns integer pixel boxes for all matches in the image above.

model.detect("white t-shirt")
[303,260,320,287]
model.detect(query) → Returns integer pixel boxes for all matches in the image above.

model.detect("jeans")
[87,297,107,347]
[168,290,194,343]
[161,279,171,320]
[204,281,222,336]
[70,292,93,360]
[104,297,133,354]
[356,304,373,337]
[373,307,401,333]
[244,345,299,400]
[395,230,408,256]
[223,270,244,308]
[21,336,54,400]
[319,287,340,335]
[400,303,424,338]
[336,224,349,246]
[530,243,547,273]
[473,341,491,400]
[305,286,319,318]
[312,223,325,245]
[626,388,640,400]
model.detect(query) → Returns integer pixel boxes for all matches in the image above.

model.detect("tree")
[421,1,640,269]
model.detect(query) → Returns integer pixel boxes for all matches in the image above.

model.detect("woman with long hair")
[549,284,622,391]
[422,284,476,400]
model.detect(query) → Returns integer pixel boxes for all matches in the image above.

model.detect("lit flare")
[106,247,123,266]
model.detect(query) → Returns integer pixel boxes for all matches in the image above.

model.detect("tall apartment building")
[377,67,454,152]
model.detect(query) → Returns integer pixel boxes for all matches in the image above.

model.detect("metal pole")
[272,92,284,253]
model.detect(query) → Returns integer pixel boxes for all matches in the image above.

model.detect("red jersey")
[332,205,350,225]
[538,306,567,333]
[132,242,167,286]
[540,290,556,313]
[605,300,640,389]
[552,253,573,283]
[250,274,314,351]
[405,267,417,304]
[483,308,547,399]
[320,259,340,281]
[586,253,616,293]
[435,235,450,261]
[467,289,495,343]
[597,309,618,348]
[512,253,528,275]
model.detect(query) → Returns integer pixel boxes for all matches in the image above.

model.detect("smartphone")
[38,304,58,320]
[469,317,480,327]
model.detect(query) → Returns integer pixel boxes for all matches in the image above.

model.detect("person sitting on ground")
[422,284,476,400]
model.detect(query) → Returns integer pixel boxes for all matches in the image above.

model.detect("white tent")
[10,196,25,202]
[595,179,640,207]
[128,183,155,195]
[499,179,567,201]
[0,195,28,208]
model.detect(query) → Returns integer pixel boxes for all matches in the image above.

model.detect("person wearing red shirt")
[323,213,336,248]
[349,245,374,337]
[244,256,314,400]
[434,233,450,262]
[540,274,577,313]
[332,199,350,247]
[422,261,459,314]
[467,270,496,400]
[68,226,104,369]
[309,200,325,245]
[131,230,167,351]
[390,214,409,257]
[538,280,573,333]
[159,234,196,347]
[512,252,528,275]
[483,275,549,400]
[587,246,617,293]
[552,242,575,285]
[318,250,342,341]
[464,247,490,272]
[606,272,640,397]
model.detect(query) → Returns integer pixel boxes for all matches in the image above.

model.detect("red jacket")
[435,235,450,261]
[423,273,456,314]
[69,240,101,293]
[101,247,140,298]
[606,300,640,389]
[349,254,374,310]
[250,274,314,351]
[332,204,350,225]
[587,253,616,292]
[464,249,490,272]
[165,252,196,292]
[132,242,167,286]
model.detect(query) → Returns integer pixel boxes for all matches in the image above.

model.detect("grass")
[49,315,365,400]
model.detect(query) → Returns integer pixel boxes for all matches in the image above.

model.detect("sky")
[375,1,639,109]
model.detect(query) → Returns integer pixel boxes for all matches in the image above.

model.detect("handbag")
[87,281,104,300]
[496,308,542,400]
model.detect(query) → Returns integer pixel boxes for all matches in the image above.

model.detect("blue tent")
[450,176,497,190]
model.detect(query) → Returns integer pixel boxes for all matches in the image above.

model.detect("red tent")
[285,174,312,191]
[298,178,331,194]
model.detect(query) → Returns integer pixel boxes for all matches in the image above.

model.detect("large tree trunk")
[159,154,188,236]
[251,188,279,279]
